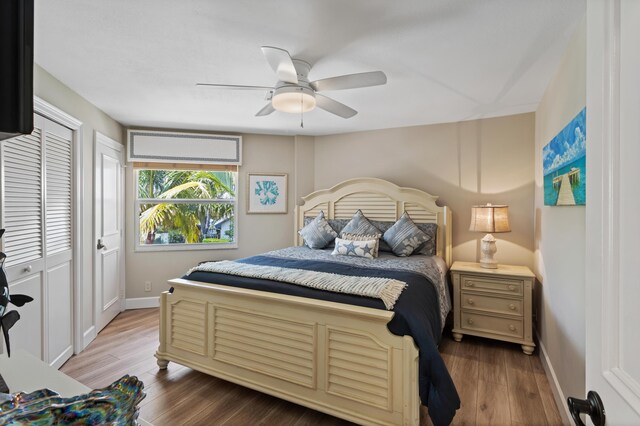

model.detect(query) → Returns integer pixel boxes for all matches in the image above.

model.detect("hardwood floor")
[61,309,563,425]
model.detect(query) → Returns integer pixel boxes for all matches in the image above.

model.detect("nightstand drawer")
[461,312,524,339]
[460,275,523,296]
[460,292,523,316]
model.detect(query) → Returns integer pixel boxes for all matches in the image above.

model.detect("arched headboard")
[295,178,452,266]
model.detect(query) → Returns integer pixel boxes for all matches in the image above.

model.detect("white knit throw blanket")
[187,261,407,310]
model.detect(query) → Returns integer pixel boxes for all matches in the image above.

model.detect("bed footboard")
[155,278,420,426]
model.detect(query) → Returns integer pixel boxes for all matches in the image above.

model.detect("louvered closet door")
[2,114,45,359]
[43,119,74,368]
[1,114,74,368]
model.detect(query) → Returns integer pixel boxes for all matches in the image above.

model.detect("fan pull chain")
[300,91,304,128]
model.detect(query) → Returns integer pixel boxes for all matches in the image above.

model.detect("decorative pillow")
[340,210,381,237]
[298,211,338,249]
[341,232,382,257]
[332,237,378,259]
[414,223,438,256]
[370,219,438,256]
[383,212,430,256]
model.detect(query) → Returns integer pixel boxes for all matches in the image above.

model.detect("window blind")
[127,130,242,165]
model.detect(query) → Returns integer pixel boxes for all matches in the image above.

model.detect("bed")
[155,177,459,425]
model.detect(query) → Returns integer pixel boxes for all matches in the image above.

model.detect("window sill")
[134,242,238,253]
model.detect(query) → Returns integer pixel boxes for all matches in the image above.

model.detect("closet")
[0,113,74,368]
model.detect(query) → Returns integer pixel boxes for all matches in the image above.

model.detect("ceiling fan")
[197,46,387,119]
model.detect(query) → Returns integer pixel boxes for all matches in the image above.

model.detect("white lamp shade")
[272,86,316,113]
[469,204,511,233]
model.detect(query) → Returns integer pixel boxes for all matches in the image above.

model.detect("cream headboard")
[295,177,452,266]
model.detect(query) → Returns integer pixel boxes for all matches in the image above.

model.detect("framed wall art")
[543,107,586,206]
[247,173,288,214]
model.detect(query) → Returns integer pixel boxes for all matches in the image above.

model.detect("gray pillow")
[383,212,430,256]
[370,219,437,256]
[303,212,438,255]
[302,217,349,248]
[414,223,438,256]
[340,210,380,237]
[298,211,338,249]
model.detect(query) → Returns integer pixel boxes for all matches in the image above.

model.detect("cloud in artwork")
[543,109,586,175]
[548,126,585,171]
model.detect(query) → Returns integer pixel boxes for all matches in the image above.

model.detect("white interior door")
[94,133,124,332]
[583,0,640,424]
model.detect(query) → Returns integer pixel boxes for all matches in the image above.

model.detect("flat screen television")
[0,0,34,141]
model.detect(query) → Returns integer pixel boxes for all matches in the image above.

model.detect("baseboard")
[82,326,96,351]
[125,297,160,310]
[536,332,572,425]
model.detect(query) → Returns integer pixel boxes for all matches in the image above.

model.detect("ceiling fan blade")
[255,103,275,117]
[310,71,387,92]
[196,83,273,91]
[315,94,357,119]
[261,46,298,84]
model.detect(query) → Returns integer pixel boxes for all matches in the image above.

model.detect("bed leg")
[155,353,169,370]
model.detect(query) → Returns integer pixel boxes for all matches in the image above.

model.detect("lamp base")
[479,233,498,269]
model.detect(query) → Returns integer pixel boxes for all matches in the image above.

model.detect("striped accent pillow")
[383,212,430,256]
[298,211,338,249]
[341,232,382,257]
[340,210,381,237]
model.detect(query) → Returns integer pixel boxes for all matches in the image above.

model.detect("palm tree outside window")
[135,169,237,250]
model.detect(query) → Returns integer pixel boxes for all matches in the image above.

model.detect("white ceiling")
[34,0,585,136]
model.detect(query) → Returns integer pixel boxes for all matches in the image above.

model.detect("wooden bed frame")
[155,178,452,425]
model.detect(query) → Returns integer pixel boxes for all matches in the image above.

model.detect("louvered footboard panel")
[157,281,420,426]
[212,306,316,388]
[169,299,207,356]
[327,327,392,410]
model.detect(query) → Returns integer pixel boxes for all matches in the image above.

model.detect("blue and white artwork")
[543,107,586,206]
[247,173,288,213]
[255,180,280,205]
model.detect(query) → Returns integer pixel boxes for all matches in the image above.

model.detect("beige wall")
[294,135,315,205]
[125,133,297,299]
[534,18,586,410]
[314,113,536,269]
[33,64,125,336]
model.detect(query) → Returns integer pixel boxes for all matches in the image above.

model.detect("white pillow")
[340,232,381,257]
[332,237,378,259]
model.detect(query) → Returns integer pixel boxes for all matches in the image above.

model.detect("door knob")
[567,390,605,426]
[97,239,106,250]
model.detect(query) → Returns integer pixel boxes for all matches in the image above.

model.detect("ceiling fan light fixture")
[272,86,316,113]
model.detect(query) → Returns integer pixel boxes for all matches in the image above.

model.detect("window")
[135,169,237,251]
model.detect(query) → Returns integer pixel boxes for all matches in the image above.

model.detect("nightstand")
[450,261,536,355]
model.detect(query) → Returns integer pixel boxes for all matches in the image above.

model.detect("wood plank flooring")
[60,309,563,425]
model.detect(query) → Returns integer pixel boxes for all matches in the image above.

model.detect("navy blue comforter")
[186,255,460,425]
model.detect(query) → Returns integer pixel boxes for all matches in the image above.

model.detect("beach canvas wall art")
[543,107,586,206]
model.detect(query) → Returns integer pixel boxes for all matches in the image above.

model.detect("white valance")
[127,130,242,165]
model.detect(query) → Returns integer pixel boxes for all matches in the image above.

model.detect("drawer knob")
[508,285,515,291]
[509,304,516,310]
[466,281,475,287]
[509,325,516,331]
[467,318,474,325]
[23,265,32,273]
[467,299,474,305]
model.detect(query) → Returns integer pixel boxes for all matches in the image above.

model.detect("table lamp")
[469,204,511,268]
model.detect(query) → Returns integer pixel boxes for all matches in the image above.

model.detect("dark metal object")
[567,390,606,426]
[0,229,34,357]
